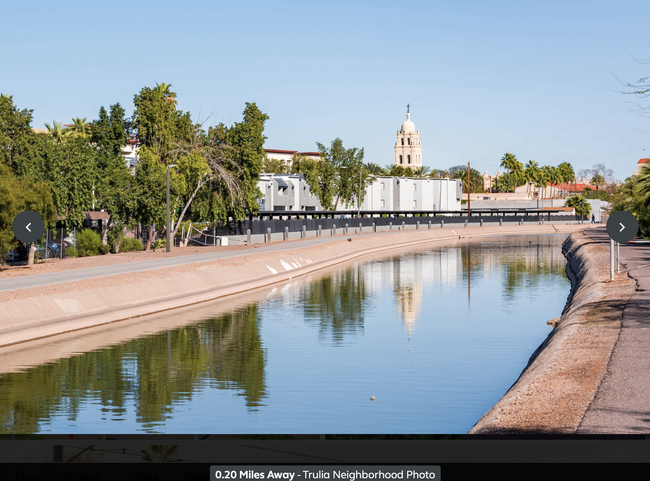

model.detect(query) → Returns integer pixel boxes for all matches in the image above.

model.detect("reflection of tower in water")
[391,255,424,340]
[364,249,463,340]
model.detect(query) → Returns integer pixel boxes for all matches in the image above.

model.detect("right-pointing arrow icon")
[620,223,625,232]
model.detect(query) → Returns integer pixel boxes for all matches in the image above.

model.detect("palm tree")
[634,163,650,206]
[44,120,70,143]
[538,167,551,202]
[500,153,524,193]
[155,82,177,105]
[412,166,431,178]
[525,160,540,197]
[548,166,561,199]
[365,163,387,176]
[68,117,91,139]
[558,162,575,197]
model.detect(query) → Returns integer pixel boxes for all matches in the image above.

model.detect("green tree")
[0,93,34,172]
[525,160,540,196]
[565,194,592,217]
[132,83,191,160]
[92,103,133,241]
[43,120,70,144]
[365,162,387,176]
[388,165,414,177]
[134,147,170,250]
[0,164,55,265]
[412,166,431,178]
[91,104,129,157]
[261,156,288,174]
[591,173,606,191]
[500,153,524,193]
[167,123,243,238]
[209,102,269,219]
[291,153,336,208]
[558,161,575,197]
[67,118,91,139]
[311,138,371,210]
[444,165,484,193]
[45,137,97,227]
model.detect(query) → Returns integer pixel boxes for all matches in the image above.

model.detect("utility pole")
[467,162,471,217]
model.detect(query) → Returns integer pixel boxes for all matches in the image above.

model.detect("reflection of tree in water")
[301,265,368,344]
[460,237,568,302]
[0,305,266,433]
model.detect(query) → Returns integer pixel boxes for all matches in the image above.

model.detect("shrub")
[565,195,592,217]
[121,237,143,252]
[99,244,111,255]
[77,229,103,257]
[151,238,166,250]
[66,246,78,258]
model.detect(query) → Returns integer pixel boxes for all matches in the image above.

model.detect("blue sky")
[1,0,649,181]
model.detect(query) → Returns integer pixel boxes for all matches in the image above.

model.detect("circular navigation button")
[606,210,638,244]
[12,211,45,244]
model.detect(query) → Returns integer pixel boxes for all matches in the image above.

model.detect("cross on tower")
[406,103,410,113]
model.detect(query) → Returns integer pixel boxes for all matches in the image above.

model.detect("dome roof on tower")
[401,113,416,133]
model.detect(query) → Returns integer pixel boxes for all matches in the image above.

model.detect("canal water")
[0,234,570,434]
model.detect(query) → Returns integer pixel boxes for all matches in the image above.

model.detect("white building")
[257,173,323,211]
[356,176,461,212]
[258,174,462,212]
[121,137,140,170]
[264,149,320,170]
[394,105,422,168]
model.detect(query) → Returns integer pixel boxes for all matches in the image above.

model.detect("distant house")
[121,136,141,171]
[634,158,650,176]
[264,149,320,170]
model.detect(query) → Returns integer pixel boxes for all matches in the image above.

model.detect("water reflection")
[0,234,571,434]
[299,268,369,345]
[0,305,266,433]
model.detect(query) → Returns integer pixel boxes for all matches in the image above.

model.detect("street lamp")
[166,164,177,253]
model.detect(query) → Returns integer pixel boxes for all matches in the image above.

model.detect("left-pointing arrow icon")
[25,223,31,232]
[620,223,625,232]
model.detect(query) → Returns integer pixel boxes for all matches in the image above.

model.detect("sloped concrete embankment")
[469,231,637,434]
[0,224,582,349]
[1,229,467,348]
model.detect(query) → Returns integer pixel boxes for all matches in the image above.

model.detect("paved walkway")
[578,227,650,433]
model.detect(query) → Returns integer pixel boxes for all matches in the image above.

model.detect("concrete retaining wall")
[469,230,636,433]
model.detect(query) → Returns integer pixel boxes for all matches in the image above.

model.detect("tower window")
[408,138,411,145]
[401,139,404,146]
[400,155,403,164]
[407,155,411,164]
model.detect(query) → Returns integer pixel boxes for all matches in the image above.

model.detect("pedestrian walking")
[591,213,595,224]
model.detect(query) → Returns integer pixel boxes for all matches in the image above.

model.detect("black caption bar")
[210,467,440,481]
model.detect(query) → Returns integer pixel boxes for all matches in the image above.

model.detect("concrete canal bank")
[0,224,586,348]
[469,229,638,433]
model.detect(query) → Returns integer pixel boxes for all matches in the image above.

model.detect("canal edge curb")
[468,230,637,434]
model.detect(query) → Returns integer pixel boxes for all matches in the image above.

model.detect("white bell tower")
[394,104,422,168]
